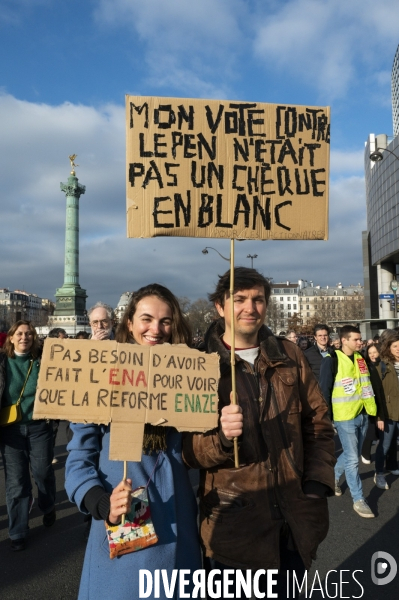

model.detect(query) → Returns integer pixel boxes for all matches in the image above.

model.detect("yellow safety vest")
[331,351,377,421]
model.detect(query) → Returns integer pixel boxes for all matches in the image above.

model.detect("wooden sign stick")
[229,238,239,468]
[121,460,127,525]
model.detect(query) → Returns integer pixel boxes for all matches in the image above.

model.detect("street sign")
[379,294,395,299]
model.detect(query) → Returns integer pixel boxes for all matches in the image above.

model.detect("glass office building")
[362,45,399,336]
[393,44,399,138]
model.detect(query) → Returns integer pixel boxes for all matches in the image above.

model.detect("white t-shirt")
[235,347,260,366]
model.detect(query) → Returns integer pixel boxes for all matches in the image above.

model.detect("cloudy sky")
[1,0,399,308]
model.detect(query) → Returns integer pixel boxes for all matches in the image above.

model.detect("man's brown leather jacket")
[183,321,336,570]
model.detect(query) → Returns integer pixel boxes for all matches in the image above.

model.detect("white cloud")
[330,150,364,174]
[264,175,367,287]
[0,94,126,303]
[143,58,231,100]
[93,0,245,97]
[374,71,392,87]
[95,0,242,48]
[329,175,366,221]
[1,93,367,313]
[253,0,399,99]
[92,0,399,106]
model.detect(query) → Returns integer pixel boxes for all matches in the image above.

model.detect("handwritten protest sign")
[33,339,219,461]
[126,96,330,241]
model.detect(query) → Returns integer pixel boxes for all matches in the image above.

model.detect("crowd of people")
[285,322,399,518]
[0,269,398,600]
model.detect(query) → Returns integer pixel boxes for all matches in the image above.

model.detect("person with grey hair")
[285,330,298,344]
[76,301,116,538]
[330,333,341,349]
[88,302,115,341]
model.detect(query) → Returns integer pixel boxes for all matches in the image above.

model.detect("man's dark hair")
[314,324,330,335]
[48,328,67,338]
[340,325,360,340]
[373,334,380,341]
[76,331,90,339]
[208,267,271,307]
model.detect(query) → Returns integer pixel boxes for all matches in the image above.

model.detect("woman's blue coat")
[65,424,201,599]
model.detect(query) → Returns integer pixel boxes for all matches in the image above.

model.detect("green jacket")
[374,361,399,422]
[0,352,40,423]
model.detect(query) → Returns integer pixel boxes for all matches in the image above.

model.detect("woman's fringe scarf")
[142,424,168,454]
[124,341,168,454]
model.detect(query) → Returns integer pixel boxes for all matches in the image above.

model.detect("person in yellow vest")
[320,326,377,518]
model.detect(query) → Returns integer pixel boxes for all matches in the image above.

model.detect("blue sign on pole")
[379,294,395,300]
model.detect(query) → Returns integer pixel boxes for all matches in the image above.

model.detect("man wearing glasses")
[78,301,116,539]
[305,324,331,380]
[285,331,298,344]
[88,302,116,340]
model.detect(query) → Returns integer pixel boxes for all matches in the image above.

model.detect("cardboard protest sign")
[126,95,330,241]
[33,339,219,461]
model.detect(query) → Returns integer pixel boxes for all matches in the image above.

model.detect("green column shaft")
[64,194,79,284]
[60,174,85,288]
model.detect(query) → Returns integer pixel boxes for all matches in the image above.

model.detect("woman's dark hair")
[2,320,40,359]
[365,343,380,364]
[379,330,399,363]
[116,284,191,345]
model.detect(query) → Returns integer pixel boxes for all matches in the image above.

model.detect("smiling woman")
[65,284,201,600]
[117,283,191,346]
[127,296,173,345]
[0,320,56,552]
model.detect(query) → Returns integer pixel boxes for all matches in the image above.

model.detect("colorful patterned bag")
[105,485,158,559]
[105,452,163,560]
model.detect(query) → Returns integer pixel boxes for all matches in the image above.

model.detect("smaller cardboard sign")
[33,339,219,461]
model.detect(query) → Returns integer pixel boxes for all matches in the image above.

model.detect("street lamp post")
[370,147,399,162]
[391,279,398,316]
[202,247,230,262]
[202,242,239,467]
[247,254,258,268]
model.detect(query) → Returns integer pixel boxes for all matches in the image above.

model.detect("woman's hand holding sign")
[109,479,133,525]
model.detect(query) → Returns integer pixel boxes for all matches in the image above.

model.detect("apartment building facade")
[267,280,364,333]
[0,288,55,331]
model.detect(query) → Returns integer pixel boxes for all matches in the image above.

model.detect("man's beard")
[235,320,261,341]
[92,326,113,339]
[103,326,113,339]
